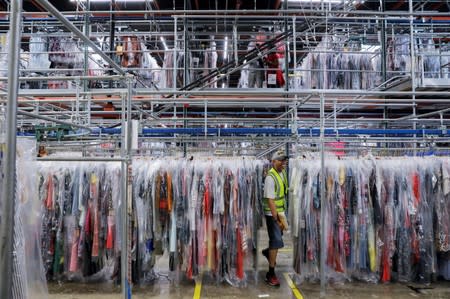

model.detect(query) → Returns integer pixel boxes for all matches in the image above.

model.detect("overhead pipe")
[13,13,449,24]
[394,107,450,122]
[93,127,450,137]
[14,15,450,23]
[20,9,450,17]
[5,88,450,98]
[98,15,450,23]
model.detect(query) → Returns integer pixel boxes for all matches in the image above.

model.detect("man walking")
[262,149,288,287]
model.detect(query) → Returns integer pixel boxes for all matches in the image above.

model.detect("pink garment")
[326,141,345,157]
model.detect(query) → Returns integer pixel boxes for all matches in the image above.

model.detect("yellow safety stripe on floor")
[279,247,293,253]
[193,273,203,299]
[283,273,304,299]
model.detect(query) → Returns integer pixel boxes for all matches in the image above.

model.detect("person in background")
[262,149,288,286]
[247,29,267,88]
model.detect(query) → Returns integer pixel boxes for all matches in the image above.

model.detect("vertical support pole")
[75,78,81,122]
[233,23,238,67]
[0,1,22,299]
[204,100,207,137]
[284,0,289,91]
[333,99,337,131]
[120,89,127,299]
[183,105,187,157]
[109,0,116,89]
[173,17,178,90]
[284,0,290,177]
[126,75,133,296]
[380,1,387,85]
[183,1,189,87]
[293,16,296,85]
[83,0,90,92]
[120,75,133,299]
[381,0,388,147]
[439,38,443,78]
[182,2,188,157]
[319,93,326,297]
[409,0,417,156]
[87,94,92,126]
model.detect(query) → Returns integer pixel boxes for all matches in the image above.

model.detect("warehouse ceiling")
[19,0,281,12]
[14,0,450,13]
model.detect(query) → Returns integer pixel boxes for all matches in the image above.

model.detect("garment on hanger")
[293,37,383,90]
[38,163,121,282]
[161,51,192,89]
[132,158,264,286]
[139,42,161,88]
[121,36,142,68]
[289,157,450,283]
[28,33,51,70]
[36,158,264,287]
[266,52,285,88]
[202,39,218,88]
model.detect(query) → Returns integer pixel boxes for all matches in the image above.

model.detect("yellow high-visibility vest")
[264,167,288,213]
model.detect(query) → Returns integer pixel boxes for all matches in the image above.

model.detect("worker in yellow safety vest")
[262,149,288,287]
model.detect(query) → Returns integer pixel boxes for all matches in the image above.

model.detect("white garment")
[443,161,450,195]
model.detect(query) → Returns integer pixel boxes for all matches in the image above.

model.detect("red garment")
[265,53,285,87]
[412,173,420,207]
[236,228,244,279]
[106,215,115,250]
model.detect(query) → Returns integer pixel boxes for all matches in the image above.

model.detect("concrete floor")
[47,229,450,299]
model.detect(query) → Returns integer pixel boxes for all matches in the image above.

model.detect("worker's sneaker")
[265,273,280,287]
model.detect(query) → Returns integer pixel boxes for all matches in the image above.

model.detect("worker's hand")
[277,220,286,231]
[277,214,289,231]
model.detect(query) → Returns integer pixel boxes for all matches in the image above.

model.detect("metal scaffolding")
[0,0,449,298]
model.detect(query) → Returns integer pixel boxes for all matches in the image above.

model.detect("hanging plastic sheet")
[13,138,48,299]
